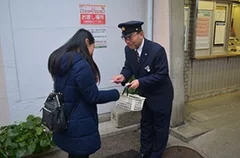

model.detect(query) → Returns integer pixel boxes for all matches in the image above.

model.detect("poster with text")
[79,4,106,25]
[215,6,226,22]
[214,22,226,45]
[196,10,211,49]
[87,28,107,48]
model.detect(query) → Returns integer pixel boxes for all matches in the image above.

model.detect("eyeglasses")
[121,32,138,41]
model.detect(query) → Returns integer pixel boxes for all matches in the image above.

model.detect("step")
[111,107,141,128]
[170,123,211,142]
[171,106,240,142]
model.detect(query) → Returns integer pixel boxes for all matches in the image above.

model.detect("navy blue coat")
[121,39,173,112]
[52,53,119,155]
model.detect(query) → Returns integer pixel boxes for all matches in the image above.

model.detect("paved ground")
[37,130,139,158]
[35,130,189,158]
[29,91,240,158]
[172,91,240,158]
[92,130,140,158]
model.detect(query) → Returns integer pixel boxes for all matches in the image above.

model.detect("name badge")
[144,65,150,72]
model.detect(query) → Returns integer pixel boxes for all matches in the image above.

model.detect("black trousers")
[68,154,89,158]
[139,102,172,158]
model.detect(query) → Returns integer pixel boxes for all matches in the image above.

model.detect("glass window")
[229,3,240,53]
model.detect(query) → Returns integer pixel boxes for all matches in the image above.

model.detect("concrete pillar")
[153,0,185,127]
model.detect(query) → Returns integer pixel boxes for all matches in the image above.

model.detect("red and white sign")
[79,4,106,25]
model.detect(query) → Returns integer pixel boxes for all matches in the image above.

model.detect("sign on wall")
[79,4,106,25]
[196,10,212,49]
[87,28,107,48]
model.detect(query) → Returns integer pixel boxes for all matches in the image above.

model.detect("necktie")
[135,50,140,63]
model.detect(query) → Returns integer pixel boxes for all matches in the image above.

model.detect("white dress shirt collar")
[135,38,144,56]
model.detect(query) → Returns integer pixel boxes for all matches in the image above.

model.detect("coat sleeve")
[138,47,169,88]
[75,61,120,105]
[120,47,133,84]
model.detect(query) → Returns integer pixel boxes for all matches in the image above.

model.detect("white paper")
[214,22,226,45]
[87,28,107,48]
[215,9,225,21]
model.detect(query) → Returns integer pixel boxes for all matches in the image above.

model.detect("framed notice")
[196,10,212,50]
[214,21,226,46]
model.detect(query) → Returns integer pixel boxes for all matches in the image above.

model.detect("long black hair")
[48,28,100,82]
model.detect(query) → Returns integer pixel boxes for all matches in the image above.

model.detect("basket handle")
[122,87,129,96]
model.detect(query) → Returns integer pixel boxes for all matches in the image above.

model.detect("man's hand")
[128,79,139,89]
[112,74,125,84]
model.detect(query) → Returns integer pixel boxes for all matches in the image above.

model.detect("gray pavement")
[36,130,188,158]
[30,91,240,158]
[189,120,240,158]
[172,91,240,158]
[37,130,139,158]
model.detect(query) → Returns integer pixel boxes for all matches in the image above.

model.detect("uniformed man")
[112,21,174,158]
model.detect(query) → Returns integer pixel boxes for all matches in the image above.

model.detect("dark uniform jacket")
[121,38,174,112]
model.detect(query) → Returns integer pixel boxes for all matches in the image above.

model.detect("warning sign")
[79,4,106,25]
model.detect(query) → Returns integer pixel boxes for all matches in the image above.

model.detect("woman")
[48,29,120,158]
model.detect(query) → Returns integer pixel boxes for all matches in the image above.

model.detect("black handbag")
[41,72,75,132]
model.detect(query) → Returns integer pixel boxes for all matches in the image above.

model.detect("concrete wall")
[153,0,185,127]
[0,0,147,125]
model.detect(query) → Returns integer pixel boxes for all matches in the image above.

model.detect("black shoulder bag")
[41,72,75,132]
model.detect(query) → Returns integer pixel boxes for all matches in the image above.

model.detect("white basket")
[116,92,146,111]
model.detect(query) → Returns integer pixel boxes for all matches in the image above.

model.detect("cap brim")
[121,32,134,38]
